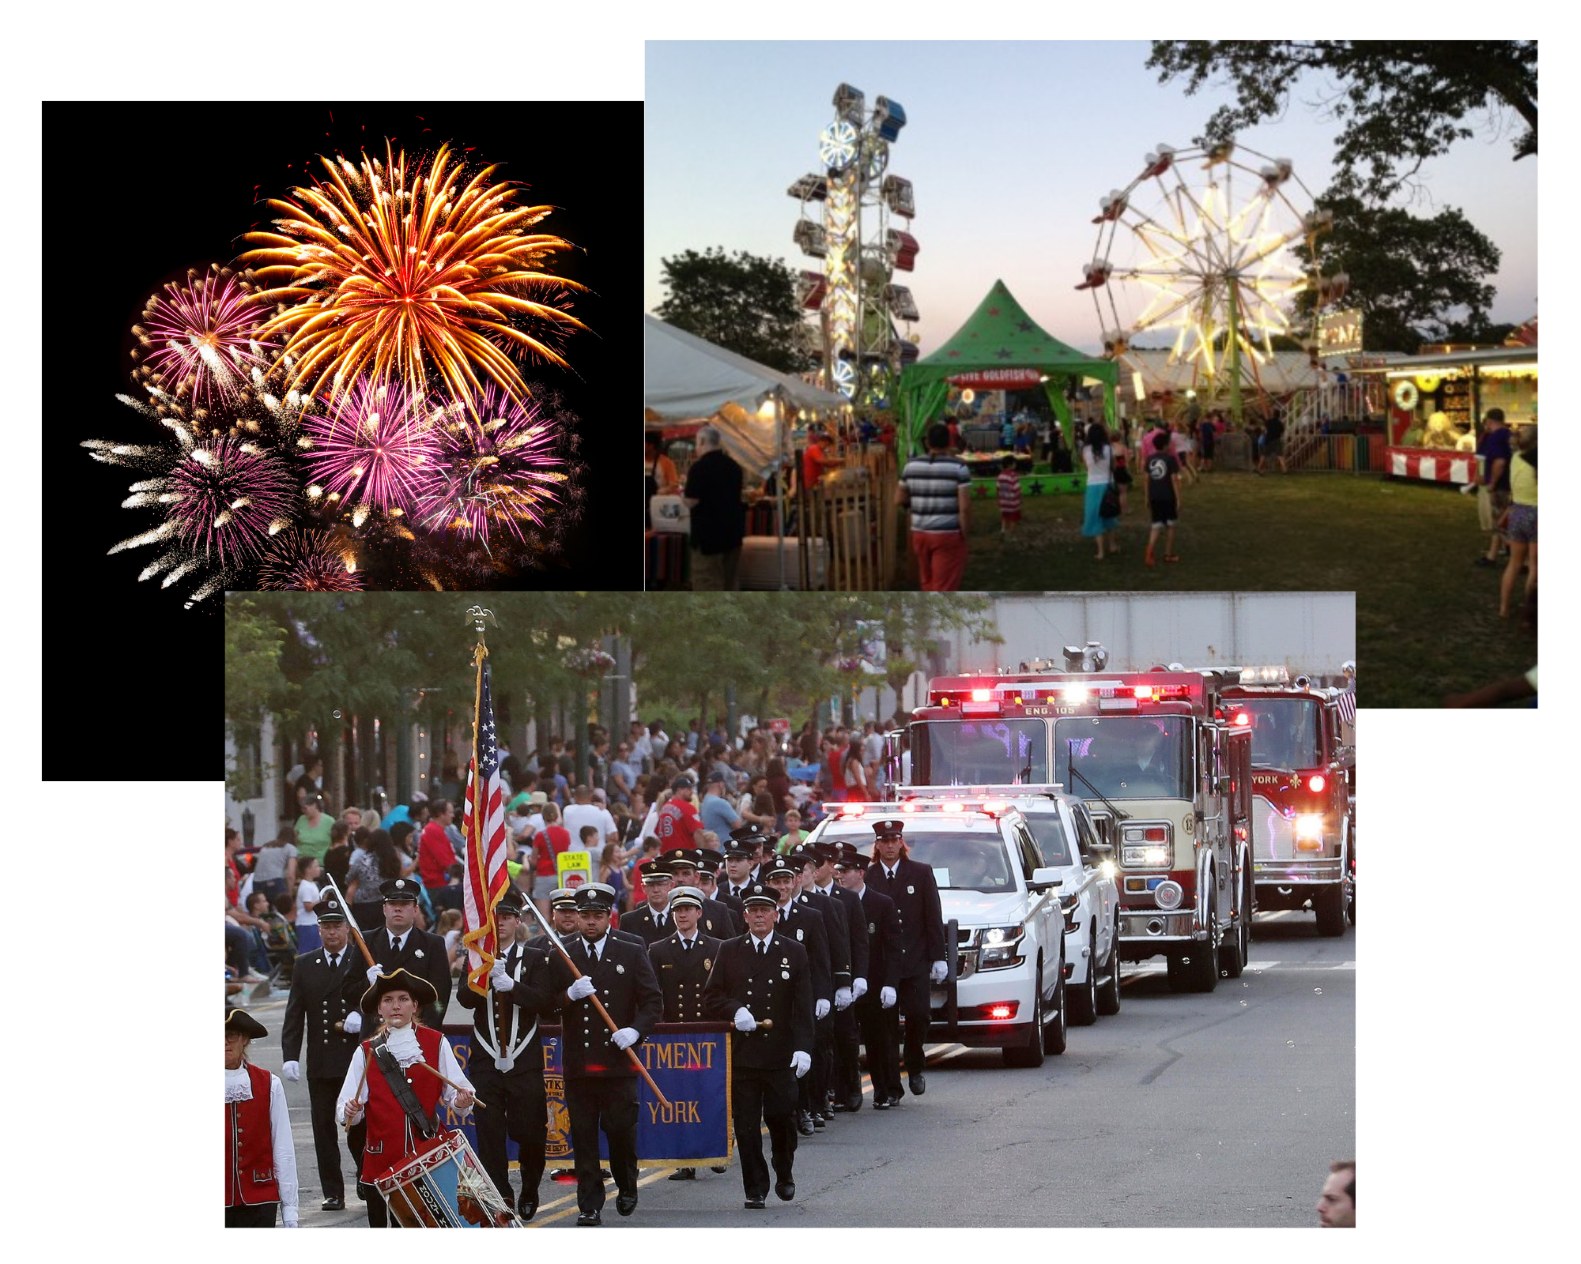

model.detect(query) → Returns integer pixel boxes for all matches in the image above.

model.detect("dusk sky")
[645,41,1539,356]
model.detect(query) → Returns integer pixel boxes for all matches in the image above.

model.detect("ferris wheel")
[1079,140,1345,418]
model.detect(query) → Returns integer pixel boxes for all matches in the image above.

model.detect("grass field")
[898,470,1536,708]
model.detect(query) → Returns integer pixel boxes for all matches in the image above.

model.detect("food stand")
[1367,342,1537,485]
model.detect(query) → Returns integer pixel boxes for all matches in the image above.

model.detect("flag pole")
[461,605,500,995]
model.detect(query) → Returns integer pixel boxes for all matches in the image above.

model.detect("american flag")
[1336,684,1357,728]
[462,650,510,994]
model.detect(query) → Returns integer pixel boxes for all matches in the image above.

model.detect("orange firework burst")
[239,141,586,409]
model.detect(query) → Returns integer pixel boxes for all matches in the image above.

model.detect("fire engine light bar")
[961,702,998,716]
[971,688,992,702]
[1100,697,1140,711]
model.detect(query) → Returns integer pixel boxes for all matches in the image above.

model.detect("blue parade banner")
[443,1023,733,1168]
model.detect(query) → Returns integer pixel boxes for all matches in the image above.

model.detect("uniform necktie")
[683,939,692,952]
[756,941,766,956]
[328,954,339,969]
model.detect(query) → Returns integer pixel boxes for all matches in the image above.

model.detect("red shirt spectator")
[535,823,571,876]
[802,434,830,493]
[655,783,702,853]
[418,810,457,889]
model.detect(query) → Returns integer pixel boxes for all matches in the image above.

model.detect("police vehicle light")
[987,1004,1016,1020]
[1307,774,1327,793]
[981,800,1006,814]
[942,801,964,813]
[842,804,866,817]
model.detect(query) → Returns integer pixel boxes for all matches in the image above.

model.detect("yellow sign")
[556,850,592,888]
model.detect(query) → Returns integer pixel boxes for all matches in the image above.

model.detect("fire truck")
[902,644,1253,993]
[1220,676,1356,937]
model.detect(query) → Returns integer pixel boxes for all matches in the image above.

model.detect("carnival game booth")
[1368,342,1538,486]
[643,316,848,589]
[897,280,1117,498]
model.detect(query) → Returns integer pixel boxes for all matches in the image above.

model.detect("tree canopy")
[1148,41,1537,200]
[655,247,815,374]
[1297,194,1502,351]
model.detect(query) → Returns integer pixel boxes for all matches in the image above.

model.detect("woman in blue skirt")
[1080,421,1120,558]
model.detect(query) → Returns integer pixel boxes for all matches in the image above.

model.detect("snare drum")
[373,1129,520,1228]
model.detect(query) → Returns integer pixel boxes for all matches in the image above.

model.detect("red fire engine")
[1221,676,1357,936]
[903,645,1253,993]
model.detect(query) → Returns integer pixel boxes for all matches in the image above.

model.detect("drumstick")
[411,1060,488,1109]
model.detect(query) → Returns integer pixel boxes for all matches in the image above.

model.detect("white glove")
[566,976,597,1001]
[815,998,831,1020]
[852,977,868,1000]
[790,1051,811,1078]
[733,1007,757,1032]
[489,964,514,992]
[611,1027,639,1050]
[834,987,853,1011]
[366,965,382,986]
[930,960,948,984]
[281,1061,301,1082]
[342,1011,362,1035]
[880,986,896,1008]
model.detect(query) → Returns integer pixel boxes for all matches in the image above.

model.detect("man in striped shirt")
[898,422,972,590]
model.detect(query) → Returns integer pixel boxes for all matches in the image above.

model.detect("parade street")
[245,911,1352,1229]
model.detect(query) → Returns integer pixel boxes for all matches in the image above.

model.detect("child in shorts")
[1144,431,1182,566]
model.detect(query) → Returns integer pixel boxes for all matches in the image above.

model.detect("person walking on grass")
[898,422,972,591]
[995,455,1022,535]
[1143,431,1182,566]
[1080,421,1120,560]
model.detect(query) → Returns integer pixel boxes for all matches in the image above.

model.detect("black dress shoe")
[616,1191,638,1217]
[775,1179,796,1202]
[516,1194,538,1222]
[831,1101,851,1113]
[576,1210,602,1226]
[884,1092,903,1107]
[320,1196,345,1212]
[871,1096,890,1110]
[811,1113,826,1130]
[845,1093,864,1112]
[710,1165,728,1173]
[667,1167,697,1181]
[910,1072,927,1095]
[744,1196,767,1210]
[796,1111,815,1136]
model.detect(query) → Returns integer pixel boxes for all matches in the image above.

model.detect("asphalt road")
[241,908,1352,1228]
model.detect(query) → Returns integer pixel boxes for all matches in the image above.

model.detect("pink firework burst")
[413,383,571,547]
[303,376,441,514]
[132,266,275,408]
[166,437,296,566]
[258,529,366,591]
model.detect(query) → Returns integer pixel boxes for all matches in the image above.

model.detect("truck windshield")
[903,831,1017,894]
[1054,716,1191,800]
[1235,699,1322,769]
[909,719,1048,786]
[1013,810,1075,866]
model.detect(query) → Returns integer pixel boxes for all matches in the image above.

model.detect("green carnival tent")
[897,279,1117,456]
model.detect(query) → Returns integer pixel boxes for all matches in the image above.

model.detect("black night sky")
[43,101,640,778]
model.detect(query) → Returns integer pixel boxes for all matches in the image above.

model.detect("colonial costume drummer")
[225,1008,299,1228]
[335,968,476,1228]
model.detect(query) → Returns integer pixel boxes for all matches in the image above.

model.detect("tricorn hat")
[225,1007,269,1039]
[360,967,439,1017]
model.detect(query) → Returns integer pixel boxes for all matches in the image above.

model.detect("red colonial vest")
[225,1063,280,1207]
[359,1025,447,1182]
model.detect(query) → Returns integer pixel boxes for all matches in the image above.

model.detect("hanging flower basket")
[563,647,615,678]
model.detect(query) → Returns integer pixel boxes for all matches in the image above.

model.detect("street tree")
[656,247,815,374]
[1148,41,1537,201]
[1296,194,1501,351]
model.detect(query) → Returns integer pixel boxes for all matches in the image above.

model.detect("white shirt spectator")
[294,879,322,928]
[562,802,617,852]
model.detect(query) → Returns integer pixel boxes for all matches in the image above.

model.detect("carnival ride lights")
[1082,140,1349,423]
[791,84,918,406]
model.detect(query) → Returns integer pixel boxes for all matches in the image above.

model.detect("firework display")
[86,133,587,601]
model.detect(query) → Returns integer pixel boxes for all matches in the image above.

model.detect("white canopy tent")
[644,316,847,589]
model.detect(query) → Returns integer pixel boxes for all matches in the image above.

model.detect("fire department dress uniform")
[867,820,946,1094]
[702,885,816,1208]
[368,878,453,1029]
[279,894,367,1210]
[455,892,559,1221]
[334,969,474,1228]
[843,848,903,1107]
[544,885,663,1225]
[808,849,871,1112]
[224,1008,299,1228]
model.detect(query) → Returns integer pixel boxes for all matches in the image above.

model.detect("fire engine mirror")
[1215,776,1233,794]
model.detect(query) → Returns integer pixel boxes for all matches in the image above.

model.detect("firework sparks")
[412,382,574,548]
[240,141,587,409]
[131,266,275,408]
[160,436,297,565]
[258,529,366,591]
[301,376,440,514]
